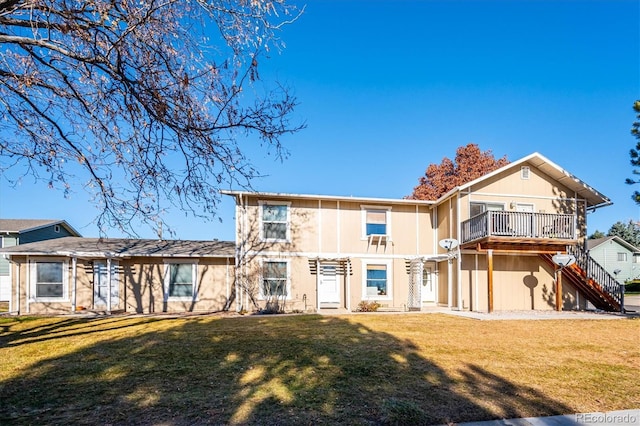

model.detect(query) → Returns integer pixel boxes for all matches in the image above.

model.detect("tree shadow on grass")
[0,315,572,425]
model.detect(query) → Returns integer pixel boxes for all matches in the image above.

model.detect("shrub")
[356,300,381,312]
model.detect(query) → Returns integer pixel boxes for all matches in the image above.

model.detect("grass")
[0,313,638,425]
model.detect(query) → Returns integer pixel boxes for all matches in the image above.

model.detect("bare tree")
[0,0,304,235]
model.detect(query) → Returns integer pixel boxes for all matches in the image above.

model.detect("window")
[361,206,391,238]
[262,260,289,298]
[366,210,387,235]
[54,224,61,233]
[362,261,392,300]
[521,166,530,180]
[470,202,505,217]
[32,261,67,300]
[261,202,290,241]
[165,263,196,300]
[617,253,628,262]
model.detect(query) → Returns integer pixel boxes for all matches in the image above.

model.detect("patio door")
[94,260,119,308]
[318,265,340,304]
[515,203,535,237]
[421,265,436,303]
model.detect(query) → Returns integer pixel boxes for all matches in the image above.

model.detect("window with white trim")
[261,260,289,299]
[521,166,530,180]
[164,262,197,300]
[361,206,391,238]
[470,202,505,218]
[31,261,68,300]
[260,202,290,242]
[617,253,627,262]
[362,260,392,300]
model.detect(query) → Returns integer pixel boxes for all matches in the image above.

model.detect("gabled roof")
[0,237,235,258]
[587,236,640,253]
[435,152,612,210]
[221,190,435,205]
[0,219,81,236]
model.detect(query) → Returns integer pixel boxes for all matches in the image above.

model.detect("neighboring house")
[587,236,640,284]
[223,152,624,313]
[0,237,235,315]
[0,219,81,302]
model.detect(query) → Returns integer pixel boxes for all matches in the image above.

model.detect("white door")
[94,260,119,308]
[319,265,340,304]
[516,203,535,237]
[421,265,436,303]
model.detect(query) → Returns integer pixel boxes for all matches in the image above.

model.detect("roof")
[587,236,640,253]
[221,190,435,205]
[0,237,235,258]
[0,219,81,236]
[436,152,612,210]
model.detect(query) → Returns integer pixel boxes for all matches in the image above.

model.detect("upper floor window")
[521,166,531,180]
[361,206,391,238]
[617,253,628,262]
[470,202,505,218]
[31,260,68,300]
[260,202,290,242]
[164,262,197,300]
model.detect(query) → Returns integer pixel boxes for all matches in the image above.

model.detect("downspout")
[6,255,12,314]
[236,193,243,312]
[16,259,20,315]
[447,198,452,308]
[346,258,351,312]
[107,257,112,314]
[316,258,320,312]
[26,255,30,314]
[71,257,77,313]
[225,256,230,303]
[456,193,462,310]
[474,254,479,312]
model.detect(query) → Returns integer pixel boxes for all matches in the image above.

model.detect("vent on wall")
[521,166,530,180]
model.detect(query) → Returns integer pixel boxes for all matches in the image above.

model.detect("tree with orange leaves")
[408,144,509,200]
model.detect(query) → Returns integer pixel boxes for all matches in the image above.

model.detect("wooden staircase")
[540,245,624,312]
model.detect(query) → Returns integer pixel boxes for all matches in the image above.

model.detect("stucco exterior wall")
[6,255,233,315]
[460,253,587,312]
[236,195,436,312]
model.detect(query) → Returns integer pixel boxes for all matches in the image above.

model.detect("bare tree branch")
[0,0,305,236]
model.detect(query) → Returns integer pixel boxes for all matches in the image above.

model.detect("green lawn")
[0,313,638,425]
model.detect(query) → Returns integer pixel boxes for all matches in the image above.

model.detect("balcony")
[460,211,576,252]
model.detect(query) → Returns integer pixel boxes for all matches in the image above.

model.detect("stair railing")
[568,245,625,311]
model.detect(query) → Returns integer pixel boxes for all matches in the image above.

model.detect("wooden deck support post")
[556,269,562,311]
[487,249,494,313]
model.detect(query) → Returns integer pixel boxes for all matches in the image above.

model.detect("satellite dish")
[552,254,576,268]
[439,238,459,251]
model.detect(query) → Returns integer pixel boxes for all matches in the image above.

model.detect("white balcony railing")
[461,211,576,244]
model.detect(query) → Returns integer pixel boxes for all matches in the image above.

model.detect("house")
[0,236,235,315]
[0,219,81,302]
[222,152,624,313]
[587,236,640,284]
[0,152,625,316]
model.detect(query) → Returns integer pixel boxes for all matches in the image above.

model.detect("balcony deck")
[460,211,576,252]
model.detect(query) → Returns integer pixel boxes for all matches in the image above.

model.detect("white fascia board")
[221,190,435,206]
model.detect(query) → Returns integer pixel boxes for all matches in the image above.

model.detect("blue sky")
[1,0,639,241]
